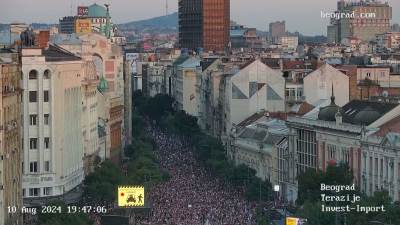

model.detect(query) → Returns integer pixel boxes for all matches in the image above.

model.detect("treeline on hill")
[296,163,400,225]
[133,91,273,202]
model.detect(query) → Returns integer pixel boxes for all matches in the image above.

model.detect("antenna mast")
[166,0,168,16]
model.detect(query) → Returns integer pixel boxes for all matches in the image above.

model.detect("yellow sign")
[118,186,145,207]
[286,217,299,225]
[75,19,92,34]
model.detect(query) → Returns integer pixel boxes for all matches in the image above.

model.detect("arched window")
[29,70,38,80]
[44,70,51,79]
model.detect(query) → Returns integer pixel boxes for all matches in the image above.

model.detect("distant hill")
[119,12,178,30]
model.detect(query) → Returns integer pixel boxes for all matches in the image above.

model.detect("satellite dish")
[382,91,389,98]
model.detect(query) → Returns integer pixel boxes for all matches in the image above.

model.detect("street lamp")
[274,184,280,207]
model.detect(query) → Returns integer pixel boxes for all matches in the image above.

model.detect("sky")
[1,0,400,35]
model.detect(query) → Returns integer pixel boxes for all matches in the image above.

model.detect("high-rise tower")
[178,0,230,53]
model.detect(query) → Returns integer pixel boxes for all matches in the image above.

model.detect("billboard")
[75,19,92,34]
[118,186,145,207]
[286,217,307,225]
[77,6,89,16]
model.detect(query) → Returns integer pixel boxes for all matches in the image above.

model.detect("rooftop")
[43,45,81,62]
[341,100,398,125]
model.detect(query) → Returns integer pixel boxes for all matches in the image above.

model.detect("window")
[29,91,37,102]
[29,138,37,150]
[44,161,50,172]
[44,114,50,125]
[29,188,39,197]
[29,161,38,173]
[44,70,51,79]
[23,189,25,197]
[29,70,38,80]
[30,115,37,125]
[44,91,49,102]
[327,144,337,159]
[43,187,52,196]
[44,138,50,149]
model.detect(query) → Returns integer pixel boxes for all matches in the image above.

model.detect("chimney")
[37,30,50,49]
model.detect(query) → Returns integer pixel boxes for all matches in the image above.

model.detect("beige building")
[279,36,298,52]
[21,46,85,204]
[304,64,349,107]
[376,32,400,52]
[172,56,202,117]
[0,49,23,225]
[198,58,225,136]
[227,116,288,184]
[81,60,100,175]
[57,32,125,164]
[221,59,285,138]
[361,131,400,202]
[332,0,392,42]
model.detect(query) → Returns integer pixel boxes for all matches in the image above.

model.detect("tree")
[297,163,354,205]
[83,160,124,202]
[295,201,335,225]
[297,168,324,205]
[141,94,174,122]
[348,191,400,225]
[245,177,272,201]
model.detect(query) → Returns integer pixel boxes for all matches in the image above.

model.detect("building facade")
[221,59,285,138]
[173,56,202,117]
[21,46,84,204]
[329,0,392,42]
[81,60,100,175]
[59,16,76,34]
[287,97,400,202]
[58,33,125,164]
[0,50,23,225]
[280,36,298,52]
[304,63,349,107]
[178,0,230,52]
[269,21,286,43]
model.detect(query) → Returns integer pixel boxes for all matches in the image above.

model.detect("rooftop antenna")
[166,0,168,16]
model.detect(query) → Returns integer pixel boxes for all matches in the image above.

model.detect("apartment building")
[21,46,84,204]
[0,49,23,225]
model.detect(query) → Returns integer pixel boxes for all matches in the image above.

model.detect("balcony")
[357,79,380,87]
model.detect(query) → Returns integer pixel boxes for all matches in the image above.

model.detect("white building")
[280,36,298,52]
[376,32,400,52]
[81,60,100,175]
[172,56,202,117]
[222,59,285,137]
[287,97,400,202]
[228,116,288,181]
[21,46,84,203]
[304,64,349,107]
[361,131,400,201]
[198,58,225,136]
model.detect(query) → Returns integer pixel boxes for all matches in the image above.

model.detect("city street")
[136,125,257,225]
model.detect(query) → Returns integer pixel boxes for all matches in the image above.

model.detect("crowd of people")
[136,125,257,225]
